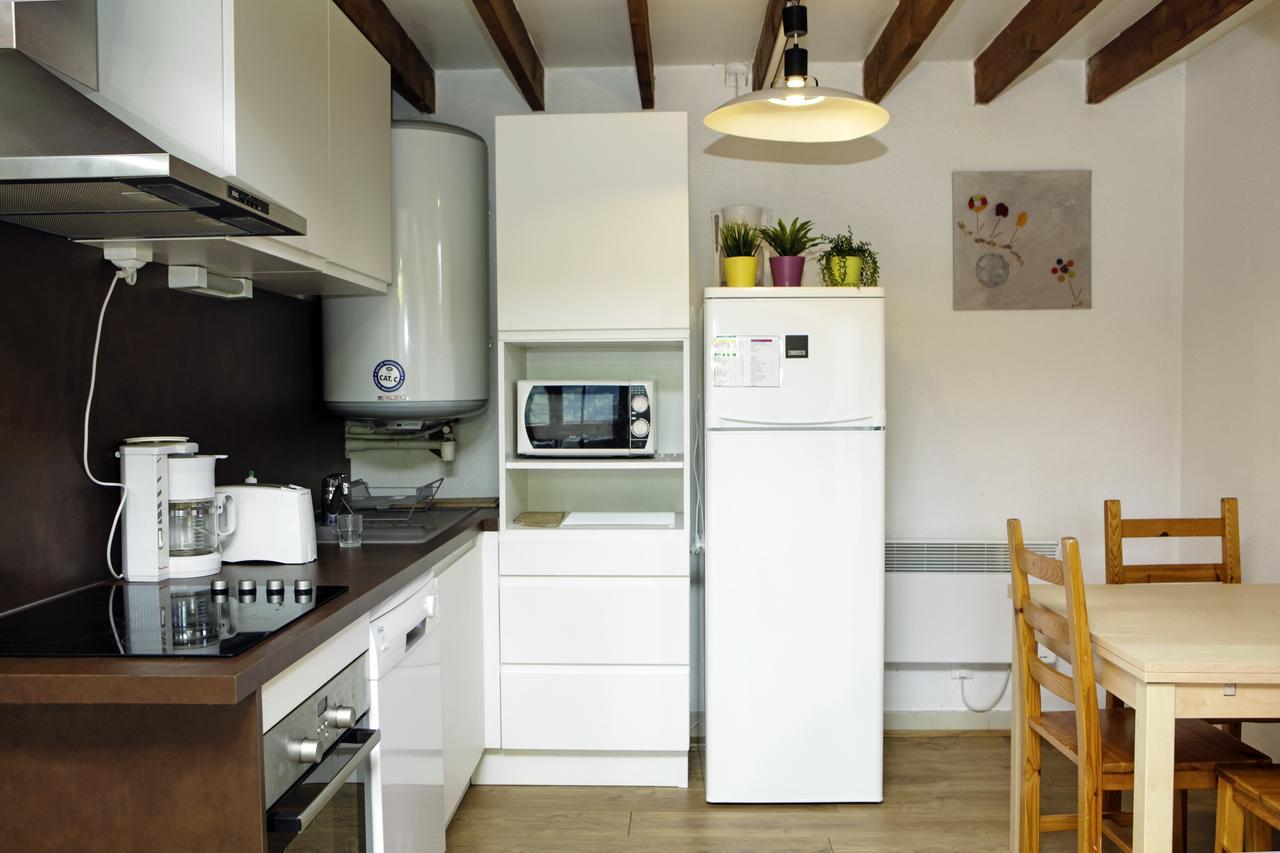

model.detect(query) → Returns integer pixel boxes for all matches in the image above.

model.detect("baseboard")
[885,709,1011,733]
[472,749,689,787]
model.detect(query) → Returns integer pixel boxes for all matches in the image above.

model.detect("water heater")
[323,121,489,422]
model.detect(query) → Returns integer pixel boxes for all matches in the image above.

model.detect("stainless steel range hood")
[0,3,305,242]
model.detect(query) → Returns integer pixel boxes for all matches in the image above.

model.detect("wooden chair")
[1104,497,1241,586]
[1215,766,1280,852]
[1008,519,1269,853]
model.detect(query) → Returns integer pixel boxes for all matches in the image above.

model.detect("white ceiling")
[386,0,1274,75]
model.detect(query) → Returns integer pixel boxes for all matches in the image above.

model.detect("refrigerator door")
[704,292,884,429]
[704,428,885,803]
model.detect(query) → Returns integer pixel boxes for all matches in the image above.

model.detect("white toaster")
[218,484,317,564]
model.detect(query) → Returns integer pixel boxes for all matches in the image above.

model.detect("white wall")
[1181,2,1280,755]
[364,57,1191,719]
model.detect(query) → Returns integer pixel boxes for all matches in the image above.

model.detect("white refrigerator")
[703,287,885,803]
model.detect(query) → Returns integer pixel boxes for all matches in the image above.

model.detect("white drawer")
[500,577,689,665]
[500,665,689,751]
[499,529,688,576]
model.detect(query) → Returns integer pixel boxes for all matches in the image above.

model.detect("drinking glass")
[337,513,363,549]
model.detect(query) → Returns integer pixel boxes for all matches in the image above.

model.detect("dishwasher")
[368,573,445,853]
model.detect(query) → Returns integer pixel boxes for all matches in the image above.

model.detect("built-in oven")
[264,653,380,853]
[516,379,656,456]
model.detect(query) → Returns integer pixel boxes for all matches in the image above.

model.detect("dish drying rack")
[316,478,445,545]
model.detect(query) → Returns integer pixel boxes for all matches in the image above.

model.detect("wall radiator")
[884,539,1057,665]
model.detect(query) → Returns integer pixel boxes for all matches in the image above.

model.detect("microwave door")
[524,384,630,454]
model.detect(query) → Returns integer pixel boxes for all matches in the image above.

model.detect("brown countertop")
[0,508,496,706]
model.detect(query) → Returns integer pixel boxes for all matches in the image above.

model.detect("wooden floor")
[446,735,1226,852]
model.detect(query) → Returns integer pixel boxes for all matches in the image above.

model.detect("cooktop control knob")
[286,738,323,765]
[631,395,649,414]
[295,579,314,593]
[210,579,229,595]
[631,418,650,438]
[267,579,285,593]
[238,579,257,594]
[324,705,357,730]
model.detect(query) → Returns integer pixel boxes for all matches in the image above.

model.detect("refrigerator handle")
[718,413,884,427]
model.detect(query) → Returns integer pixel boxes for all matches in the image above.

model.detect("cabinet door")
[230,0,330,260]
[327,2,392,285]
[496,113,690,332]
[439,537,485,822]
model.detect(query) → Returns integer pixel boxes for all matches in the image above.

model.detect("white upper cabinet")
[88,0,391,292]
[325,1,392,286]
[496,112,690,332]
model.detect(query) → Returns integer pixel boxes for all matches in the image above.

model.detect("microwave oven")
[516,380,656,457]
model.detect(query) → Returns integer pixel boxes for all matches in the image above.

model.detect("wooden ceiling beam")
[1087,0,1260,103]
[470,0,545,111]
[626,0,655,109]
[752,0,787,91]
[863,0,956,103]
[974,0,1105,104]
[332,0,436,113]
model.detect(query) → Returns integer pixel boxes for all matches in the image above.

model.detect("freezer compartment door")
[704,294,884,428]
[704,429,885,802]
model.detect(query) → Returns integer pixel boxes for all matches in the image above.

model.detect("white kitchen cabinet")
[87,0,391,293]
[438,534,486,822]
[500,577,689,665]
[323,1,392,285]
[496,113,690,332]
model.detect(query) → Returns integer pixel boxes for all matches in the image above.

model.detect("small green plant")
[720,219,761,259]
[756,217,823,257]
[818,227,880,287]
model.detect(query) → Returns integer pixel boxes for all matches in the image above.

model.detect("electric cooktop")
[0,579,346,658]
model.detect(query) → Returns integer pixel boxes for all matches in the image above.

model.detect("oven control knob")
[287,738,323,764]
[324,706,357,730]
[631,418,650,438]
[631,395,649,414]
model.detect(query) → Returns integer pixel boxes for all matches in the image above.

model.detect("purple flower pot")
[769,255,805,287]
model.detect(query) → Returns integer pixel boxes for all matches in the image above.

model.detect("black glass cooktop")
[0,580,346,658]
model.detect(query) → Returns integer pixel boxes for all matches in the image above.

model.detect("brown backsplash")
[0,223,347,613]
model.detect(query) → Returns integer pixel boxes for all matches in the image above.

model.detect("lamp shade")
[704,85,889,143]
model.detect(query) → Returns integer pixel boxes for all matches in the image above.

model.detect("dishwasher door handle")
[266,727,380,836]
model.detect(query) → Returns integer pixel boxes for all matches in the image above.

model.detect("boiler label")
[373,359,406,393]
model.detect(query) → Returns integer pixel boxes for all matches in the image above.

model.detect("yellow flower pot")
[823,256,863,287]
[723,256,758,288]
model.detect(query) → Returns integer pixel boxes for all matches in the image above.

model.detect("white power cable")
[959,666,1013,714]
[82,267,138,579]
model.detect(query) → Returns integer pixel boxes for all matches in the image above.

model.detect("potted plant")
[756,217,823,287]
[720,220,762,288]
[818,228,880,288]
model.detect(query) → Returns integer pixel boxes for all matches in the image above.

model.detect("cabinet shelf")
[505,454,684,471]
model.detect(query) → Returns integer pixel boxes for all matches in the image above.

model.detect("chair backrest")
[1008,519,1103,843]
[1104,497,1241,584]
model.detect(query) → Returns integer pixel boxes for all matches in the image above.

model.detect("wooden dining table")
[1010,582,1280,852]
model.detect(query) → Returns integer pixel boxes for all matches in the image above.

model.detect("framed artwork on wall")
[952,170,1091,310]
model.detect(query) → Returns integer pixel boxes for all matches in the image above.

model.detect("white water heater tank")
[323,121,489,421]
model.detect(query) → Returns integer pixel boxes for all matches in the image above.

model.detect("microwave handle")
[266,727,380,836]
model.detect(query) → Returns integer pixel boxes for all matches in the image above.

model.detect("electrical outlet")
[951,666,974,681]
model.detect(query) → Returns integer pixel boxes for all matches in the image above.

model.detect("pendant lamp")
[704,1,889,143]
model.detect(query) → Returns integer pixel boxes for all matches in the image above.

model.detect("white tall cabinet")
[479,113,692,787]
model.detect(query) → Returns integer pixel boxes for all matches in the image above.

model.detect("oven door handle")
[267,727,380,836]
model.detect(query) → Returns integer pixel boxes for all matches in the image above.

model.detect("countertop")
[0,507,496,706]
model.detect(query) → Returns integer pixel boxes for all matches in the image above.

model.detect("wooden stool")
[1216,766,1280,852]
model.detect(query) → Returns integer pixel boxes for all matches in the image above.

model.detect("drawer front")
[500,666,689,751]
[500,578,689,665]
[500,530,688,576]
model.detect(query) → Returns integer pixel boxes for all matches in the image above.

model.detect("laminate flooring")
[445,735,1227,852]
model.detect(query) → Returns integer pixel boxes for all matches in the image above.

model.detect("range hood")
[0,5,304,242]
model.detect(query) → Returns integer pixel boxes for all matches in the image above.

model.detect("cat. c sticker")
[373,359,406,393]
